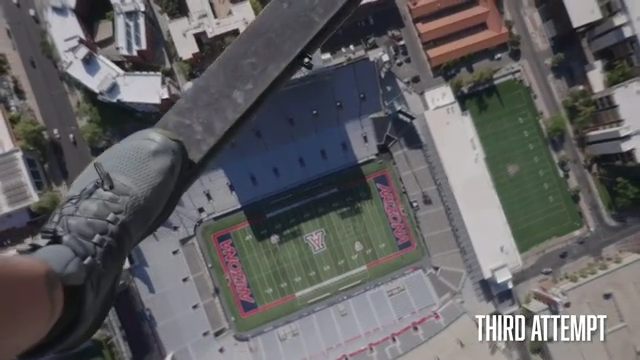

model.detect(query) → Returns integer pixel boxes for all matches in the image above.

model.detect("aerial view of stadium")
[3,0,623,358]
[200,161,423,331]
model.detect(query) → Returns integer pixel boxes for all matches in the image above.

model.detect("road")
[3,0,92,183]
[513,222,640,283]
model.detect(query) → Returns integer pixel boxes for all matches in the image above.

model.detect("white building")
[584,78,640,158]
[45,1,173,112]
[584,0,640,65]
[112,0,149,58]
[562,0,603,29]
[0,109,46,233]
[167,0,255,61]
[422,84,522,294]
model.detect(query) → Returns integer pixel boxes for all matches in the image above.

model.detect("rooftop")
[548,255,640,360]
[586,78,640,156]
[412,0,509,66]
[423,84,521,280]
[400,313,510,360]
[562,0,603,29]
[46,3,167,106]
[0,109,39,224]
[167,0,255,60]
[111,0,148,57]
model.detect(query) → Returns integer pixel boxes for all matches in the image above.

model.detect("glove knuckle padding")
[19,129,185,358]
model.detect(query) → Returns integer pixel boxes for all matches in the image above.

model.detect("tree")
[30,190,60,215]
[550,53,565,68]
[508,33,521,49]
[13,117,46,153]
[449,76,465,93]
[570,186,581,201]
[504,19,514,30]
[250,0,263,14]
[81,122,106,147]
[105,11,114,21]
[606,60,632,87]
[175,61,191,77]
[613,177,640,208]
[563,89,595,129]
[0,54,9,75]
[546,114,566,139]
[40,37,54,60]
[529,340,543,355]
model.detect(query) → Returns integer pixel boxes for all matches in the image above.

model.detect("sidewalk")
[0,24,44,123]
[0,21,68,195]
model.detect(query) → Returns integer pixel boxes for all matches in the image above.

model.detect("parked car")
[52,128,60,140]
[398,41,408,56]
[69,133,76,144]
[29,8,38,22]
[541,268,553,275]
[12,0,19,7]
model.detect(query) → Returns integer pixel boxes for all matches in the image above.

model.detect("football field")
[199,161,423,331]
[460,80,582,252]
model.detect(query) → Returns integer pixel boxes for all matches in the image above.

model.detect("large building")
[583,78,640,158]
[167,0,255,61]
[421,84,521,303]
[45,0,176,112]
[0,108,47,233]
[407,0,508,67]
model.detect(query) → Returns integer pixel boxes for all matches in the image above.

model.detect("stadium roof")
[45,3,168,107]
[167,0,255,61]
[562,0,603,29]
[0,110,39,229]
[423,84,521,281]
[132,58,387,360]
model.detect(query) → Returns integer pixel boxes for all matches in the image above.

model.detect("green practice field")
[459,80,582,252]
[199,161,423,332]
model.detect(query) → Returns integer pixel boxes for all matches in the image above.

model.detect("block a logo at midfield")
[304,229,327,254]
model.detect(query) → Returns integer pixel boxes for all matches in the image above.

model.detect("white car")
[29,8,37,21]
[52,128,60,140]
[12,0,19,6]
[541,268,553,275]
[69,133,76,144]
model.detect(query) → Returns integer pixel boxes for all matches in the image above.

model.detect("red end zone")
[210,169,417,318]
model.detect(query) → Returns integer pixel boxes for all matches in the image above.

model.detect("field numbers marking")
[279,282,288,288]
[338,259,345,265]
[379,243,386,249]
[351,254,358,260]
[293,277,302,283]
[323,265,331,271]
[265,288,273,294]
[366,249,372,255]
[529,144,534,150]
[308,271,316,277]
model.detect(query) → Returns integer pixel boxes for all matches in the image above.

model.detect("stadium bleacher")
[246,269,464,360]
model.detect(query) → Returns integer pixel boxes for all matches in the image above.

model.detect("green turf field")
[199,161,423,332]
[459,80,582,252]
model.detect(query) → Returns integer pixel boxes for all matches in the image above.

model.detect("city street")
[513,222,640,283]
[3,0,92,183]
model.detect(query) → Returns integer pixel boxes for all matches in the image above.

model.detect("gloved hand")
[18,128,188,358]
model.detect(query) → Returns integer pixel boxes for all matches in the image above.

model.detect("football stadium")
[200,161,423,330]
[124,54,528,360]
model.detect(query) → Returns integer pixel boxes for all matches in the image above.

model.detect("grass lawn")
[459,80,582,252]
[198,160,423,332]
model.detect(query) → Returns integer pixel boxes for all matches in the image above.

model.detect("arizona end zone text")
[476,315,607,342]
